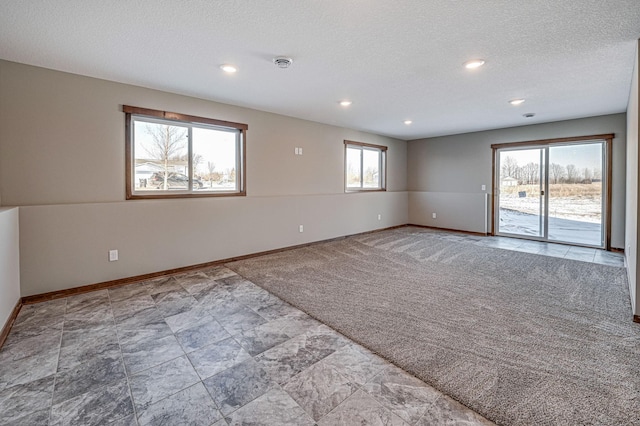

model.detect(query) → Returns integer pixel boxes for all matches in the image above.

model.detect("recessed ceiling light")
[404,120,413,125]
[339,100,352,107]
[523,113,536,118]
[220,64,237,73]
[464,59,485,69]
[273,57,293,69]
[509,99,525,106]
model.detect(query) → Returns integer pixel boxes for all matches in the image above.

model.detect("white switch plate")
[109,249,118,262]
[481,184,486,191]
[432,213,437,219]
[299,225,304,232]
[377,214,381,220]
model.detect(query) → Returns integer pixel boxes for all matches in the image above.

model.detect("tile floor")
[0,266,493,426]
[0,233,624,425]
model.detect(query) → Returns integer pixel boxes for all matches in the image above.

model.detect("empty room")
[1,1,639,425]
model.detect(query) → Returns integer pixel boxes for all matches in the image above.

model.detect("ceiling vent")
[273,57,293,69]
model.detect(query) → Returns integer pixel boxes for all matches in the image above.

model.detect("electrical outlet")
[109,249,118,262]
[481,184,486,191]
[299,225,304,233]
[377,214,381,220]
[432,213,437,219]
[298,147,303,155]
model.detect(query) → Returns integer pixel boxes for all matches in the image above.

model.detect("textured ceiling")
[1,1,639,139]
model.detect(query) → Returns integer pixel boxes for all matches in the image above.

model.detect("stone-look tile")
[195,288,245,318]
[4,408,51,425]
[2,319,63,347]
[269,311,323,338]
[108,283,149,303]
[174,271,215,294]
[225,387,314,426]
[58,327,119,370]
[203,358,277,415]
[150,286,191,304]
[317,389,409,426]
[363,365,442,424]
[50,379,134,426]
[0,332,61,391]
[111,295,156,323]
[65,290,110,314]
[204,266,238,281]
[322,344,389,385]
[216,306,267,335]
[175,318,230,353]
[121,334,184,374]
[129,355,200,411]
[164,304,210,333]
[154,295,199,319]
[188,337,252,380]
[144,277,182,295]
[115,307,173,345]
[0,375,55,424]
[13,299,66,330]
[233,320,291,356]
[255,326,347,385]
[593,251,625,267]
[137,382,221,426]
[283,361,359,421]
[415,394,494,425]
[252,299,300,321]
[53,350,126,404]
[108,413,138,426]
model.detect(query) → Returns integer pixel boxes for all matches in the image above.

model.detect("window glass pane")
[133,120,188,191]
[192,127,238,191]
[363,148,380,188]
[346,147,362,188]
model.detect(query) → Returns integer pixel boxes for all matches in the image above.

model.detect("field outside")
[500,182,602,223]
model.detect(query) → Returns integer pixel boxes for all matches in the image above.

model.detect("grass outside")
[500,182,602,223]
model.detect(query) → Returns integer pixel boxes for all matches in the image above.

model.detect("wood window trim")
[124,105,247,200]
[344,140,387,192]
[490,133,614,250]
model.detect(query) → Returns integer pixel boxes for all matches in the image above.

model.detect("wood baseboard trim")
[610,247,625,254]
[634,315,640,324]
[22,225,406,305]
[407,224,487,237]
[0,300,23,350]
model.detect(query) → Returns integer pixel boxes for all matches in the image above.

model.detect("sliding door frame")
[491,134,613,250]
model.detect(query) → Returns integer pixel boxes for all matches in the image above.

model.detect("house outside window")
[125,106,247,199]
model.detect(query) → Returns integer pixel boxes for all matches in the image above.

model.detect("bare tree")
[144,124,187,190]
[593,168,602,180]
[583,167,592,182]
[550,163,566,184]
[501,156,518,178]
[566,164,578,183]
[207,161,216,187]
[522,162,539,184]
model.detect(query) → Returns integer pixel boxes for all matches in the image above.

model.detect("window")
[124,106,247,199]
[344,140,386,191]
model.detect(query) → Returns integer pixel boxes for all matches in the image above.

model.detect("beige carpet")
[226,227,640,426]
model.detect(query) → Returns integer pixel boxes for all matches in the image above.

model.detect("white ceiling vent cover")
[273,57,293,69]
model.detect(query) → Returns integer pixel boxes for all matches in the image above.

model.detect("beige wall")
[0,208,20,327]
[625,41,639,316]
[408,114,627,248]
[0,60,408,296]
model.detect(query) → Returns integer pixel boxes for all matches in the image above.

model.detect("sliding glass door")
[495,139,606,248]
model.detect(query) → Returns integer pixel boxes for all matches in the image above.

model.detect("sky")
[499,142,603,171]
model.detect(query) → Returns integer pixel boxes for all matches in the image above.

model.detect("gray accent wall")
[0,60,408,296]
[407,114,627,248]
[625,41,639,316]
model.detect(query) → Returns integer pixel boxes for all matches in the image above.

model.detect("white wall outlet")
[109,249,118,262]
[481,184,486,191]
[299,147,303,155]
[299,225,304,232]
[377,214,381,220]
[432,212,437,219]
[294,147,298,155]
